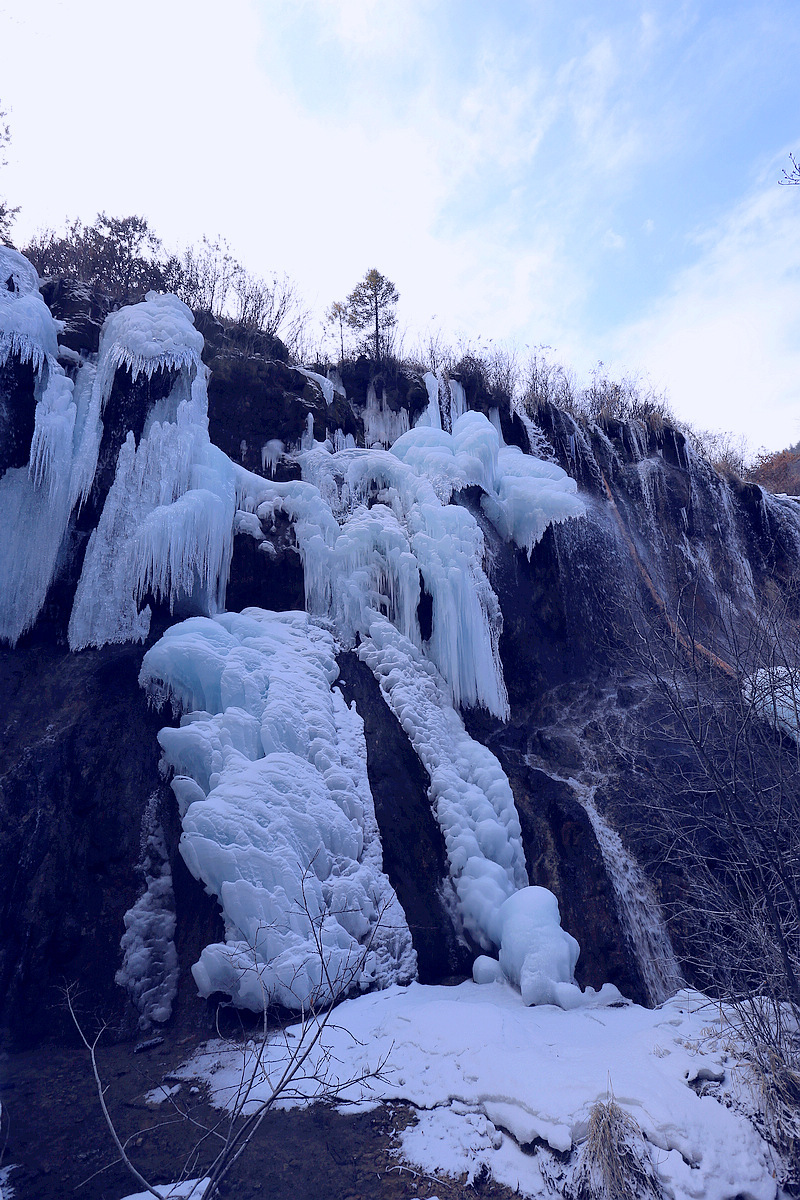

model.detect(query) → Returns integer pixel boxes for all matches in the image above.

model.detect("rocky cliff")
[2,257,799,1051]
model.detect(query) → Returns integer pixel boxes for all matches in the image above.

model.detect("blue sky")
[2,0,799,450]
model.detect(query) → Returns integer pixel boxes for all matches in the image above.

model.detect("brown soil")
[1,1026,521,1200]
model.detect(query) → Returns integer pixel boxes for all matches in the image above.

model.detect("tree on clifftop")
[346,268,399,362]
[0,103,19,247]
[26,213,168,305]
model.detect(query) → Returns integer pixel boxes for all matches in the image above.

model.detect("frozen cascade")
[293,365,344,407]
[0,247,83,643]
[357,615,621,1009]
[139,609,416,1011]
[564,776,683,1005]
[69,293,238,650]
[363,382,410,448]
[1,263,599,1012]
[418,370,466,433]
[230,416,601,1005]
[115,800,179,1030]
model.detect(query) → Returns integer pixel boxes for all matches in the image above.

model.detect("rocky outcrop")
[5,272,800,1043]
[0,641,201,1043]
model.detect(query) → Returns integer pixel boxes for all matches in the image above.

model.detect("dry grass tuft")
[566,1098,663,1200]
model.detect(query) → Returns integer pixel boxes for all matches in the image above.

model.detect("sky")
[1,0,799,452]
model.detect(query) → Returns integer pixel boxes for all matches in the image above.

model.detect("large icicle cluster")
[2,256,597,1012]
[249,408,581,717]
[0,271,236,649]
[69,294,238,649]
[0,248,79,643]
[0,248,59,369]
[140,609,415,1010]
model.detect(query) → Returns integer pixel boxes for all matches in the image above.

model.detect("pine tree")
[345,269,399,362]
[0,103,19,247]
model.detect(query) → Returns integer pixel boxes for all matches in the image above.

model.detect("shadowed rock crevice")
[335,652,473,982]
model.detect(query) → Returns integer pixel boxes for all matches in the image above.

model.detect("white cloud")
[611,182,800,452]
[603,228,625,251]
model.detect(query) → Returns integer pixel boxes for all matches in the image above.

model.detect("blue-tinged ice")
[0,248,81,643]
[69,294,238,649]
[139,609,415,1011]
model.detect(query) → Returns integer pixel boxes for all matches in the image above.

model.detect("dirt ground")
[1,1024,524,1200]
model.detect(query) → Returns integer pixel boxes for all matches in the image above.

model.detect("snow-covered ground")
[165,980,780,1200]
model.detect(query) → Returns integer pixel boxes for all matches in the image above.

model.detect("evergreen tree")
[0,103,19,247]
[345,268,399,362]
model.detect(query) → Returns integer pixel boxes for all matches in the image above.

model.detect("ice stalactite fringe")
[0,247,80,644]
[68,295,237,650]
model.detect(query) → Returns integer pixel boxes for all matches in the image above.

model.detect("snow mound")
[0,246,59,370]
[139,609,415,1011]
[179,983,778,1200]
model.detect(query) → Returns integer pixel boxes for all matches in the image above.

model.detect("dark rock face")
[79,363,178,529]
[0,644,161,1042]
[38,276,111,355]
[335,654,473,981]
[225,528,306,614]
[0,354,36,477]
[206,353,346,468]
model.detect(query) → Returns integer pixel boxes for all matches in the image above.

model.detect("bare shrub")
[748,446,800,496]
[520,347,578,415]
[67,869,394,1200]
[613,582,800,1176]
[686,427,751,478]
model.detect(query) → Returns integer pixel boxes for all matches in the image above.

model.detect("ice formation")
[233,408,588,1002]
[140,609,415,1010]
[116,815,179,1029]
[251,411,581,717]
[69,293,238,649]
[746,666,800,742]
[2,257,595,1012]
[0,248,80,643]
[0,247,59,369]
[363,381,410,448]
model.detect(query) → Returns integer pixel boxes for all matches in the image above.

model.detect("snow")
[176,981,778,1200]
[119,1180,209,1200]
[0,247,59,371]
[139,609,415,1011]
